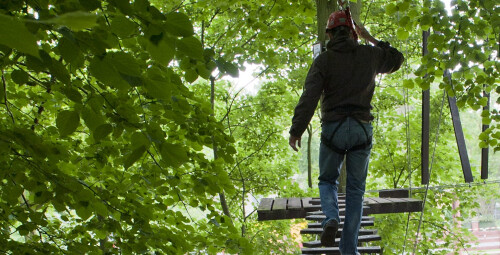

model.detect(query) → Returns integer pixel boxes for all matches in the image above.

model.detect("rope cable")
[364,179,500,194]
[402,33,413,254]
[412,89,447,255]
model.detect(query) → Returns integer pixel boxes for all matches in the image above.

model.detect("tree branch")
[1,71,15,124]
[228,131,277,176]
[410,219,471,253]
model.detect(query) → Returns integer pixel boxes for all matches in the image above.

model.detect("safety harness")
[320,111,372,155]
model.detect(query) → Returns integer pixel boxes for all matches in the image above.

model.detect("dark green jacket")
[290,38,404,137]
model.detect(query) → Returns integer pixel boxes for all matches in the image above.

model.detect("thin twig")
[1,71,15,124]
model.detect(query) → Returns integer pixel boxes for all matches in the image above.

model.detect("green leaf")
[177,36,204,60]
[11,69,30,85]
[47,11,99,31]
[386,3,397,15]
[79,0,101,11]
[224,62,239,78]
[107,52,142,77]
[94,228,108,239]
[396,29,409,40]
[93,202,108,217]
[60,85,83,103]
[196,63,212,79]
[130,132,150,149]
[26,55,46,73]
[81,106,105,131]
[403,79,414,89]
[407,9,419,19]
[145,35,175,66]
[57,37,83,66]
[51,59,71,85]
[75,205,92,220]
[185,69,198,83]
[479,141,488,148]
[110,15,139,37]
[165,12,194,37]
[124,145,147,169]
[89,57,129,91]
[0,14,39,57]
[420,14,432,29]
[56,110,80,137]
[482,117,491,125]
[144,68,173,99]
[398,1,410,11]
[160,142,188,167]
[146,122,165,143]
[93,124,113,142]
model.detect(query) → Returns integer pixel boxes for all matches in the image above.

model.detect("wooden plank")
[305,215,374,222]
[300,228,377,236]
[258,196,424,221]
[363,197,423,214]
[307,220,374,228]
[310,199,347,206]
[306,206,370,216]
[288,197,302,210]
[257,198,273,211]
[287,197,304,218]
[273,198,287,210]
[307,210,325,216]
[257,198,274,221]
[304,205,322,212]
[379,188,409,198]
[404,198,423,213]
[302,197,315,210]
[270,198,287,220]
[302,246,381,254]
[364,197,382,214]
[421,29,430,185]
[302,235,381,248]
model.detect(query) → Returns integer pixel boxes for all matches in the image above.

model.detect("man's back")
[290,38,404,137]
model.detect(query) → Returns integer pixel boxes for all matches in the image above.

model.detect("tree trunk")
[211,75,232,219]
[315,0,342,191]
[315,0,337,45]
[316,0,337,45]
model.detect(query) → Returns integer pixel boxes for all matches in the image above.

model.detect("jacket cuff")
[289,128,303,138]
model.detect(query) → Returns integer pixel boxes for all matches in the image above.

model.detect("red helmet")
[326,11,351,30]
[326,10,357,40]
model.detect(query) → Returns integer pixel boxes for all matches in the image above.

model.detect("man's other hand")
[289,135,301,152]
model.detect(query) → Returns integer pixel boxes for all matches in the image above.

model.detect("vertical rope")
[412,90,446,255]
[401,33,413,253]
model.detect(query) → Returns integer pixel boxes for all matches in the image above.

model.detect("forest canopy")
[0,0,498,254]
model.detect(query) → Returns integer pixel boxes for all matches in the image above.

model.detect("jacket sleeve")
[374,41,404,74]
[289,55,326,137]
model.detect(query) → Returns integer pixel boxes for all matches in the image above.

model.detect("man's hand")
[355,24,378,45]
[289,135,301,152]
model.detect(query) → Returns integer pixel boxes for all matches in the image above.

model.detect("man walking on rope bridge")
[288,10,404,254]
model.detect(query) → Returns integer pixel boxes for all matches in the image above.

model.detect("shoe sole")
[320,222,338,247]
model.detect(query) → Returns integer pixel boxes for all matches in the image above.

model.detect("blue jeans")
[319,117,372,255]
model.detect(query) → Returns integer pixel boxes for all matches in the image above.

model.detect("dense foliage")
[0,0,498,254]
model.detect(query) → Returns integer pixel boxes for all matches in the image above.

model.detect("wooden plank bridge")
[257,189,422,254]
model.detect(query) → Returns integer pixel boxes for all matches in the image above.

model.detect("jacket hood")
[326,38,358,52]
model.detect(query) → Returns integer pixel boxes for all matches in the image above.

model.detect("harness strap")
[321,115,372,155]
